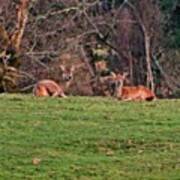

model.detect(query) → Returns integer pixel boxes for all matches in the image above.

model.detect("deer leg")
[55,91,67,98]
[59,92,67,98]
[122,97,133,101]
[52,91,60,97]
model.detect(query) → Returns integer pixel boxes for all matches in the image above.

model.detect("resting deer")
[33,79,66,97]
[114,73,156,101]
[33,65,75,97]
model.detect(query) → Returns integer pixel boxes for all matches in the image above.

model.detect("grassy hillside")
[0,94,179,179]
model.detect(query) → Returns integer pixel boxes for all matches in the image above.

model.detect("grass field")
[0,94,179,179]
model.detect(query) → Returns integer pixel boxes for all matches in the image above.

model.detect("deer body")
[33,64,76,97]
[33,80,66,97]
[116,85,156,101]
[114,73,156,101]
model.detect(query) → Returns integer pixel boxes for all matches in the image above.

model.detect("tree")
[0,0,30,92]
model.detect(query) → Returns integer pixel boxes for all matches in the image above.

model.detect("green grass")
[0,94,179,179]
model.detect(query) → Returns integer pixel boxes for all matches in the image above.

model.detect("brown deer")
[33,79,67,97]
[59,65,75,90]
[113,73,156,101]
[33,64,75,97]
[57,56,94,96]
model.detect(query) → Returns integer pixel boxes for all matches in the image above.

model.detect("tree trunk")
[128,51,134,85]
[144,33,154,92]
[0,0,30,92]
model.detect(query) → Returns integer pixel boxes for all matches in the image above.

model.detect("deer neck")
[64,80,71,90]
[115,80,124,98]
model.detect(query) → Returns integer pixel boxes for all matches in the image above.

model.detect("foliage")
[0,95,179,179]
[160,0,180,49]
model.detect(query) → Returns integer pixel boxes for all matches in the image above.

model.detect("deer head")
[112,72,128,97]
[59,65,75,82]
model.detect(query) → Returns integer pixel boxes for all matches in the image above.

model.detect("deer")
[33,79,67,97]
[33,65,75,97]
[113,73,156,101]
[59,65,75,90]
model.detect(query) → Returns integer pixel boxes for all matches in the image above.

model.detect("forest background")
[0,0,179,98]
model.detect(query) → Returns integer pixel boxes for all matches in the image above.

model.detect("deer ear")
[123,72,128,79]
[59,65,65,71]
[110,72,116,78]
[70,66,75,72]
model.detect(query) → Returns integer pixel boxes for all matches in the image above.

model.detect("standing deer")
[114,73,156,101]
